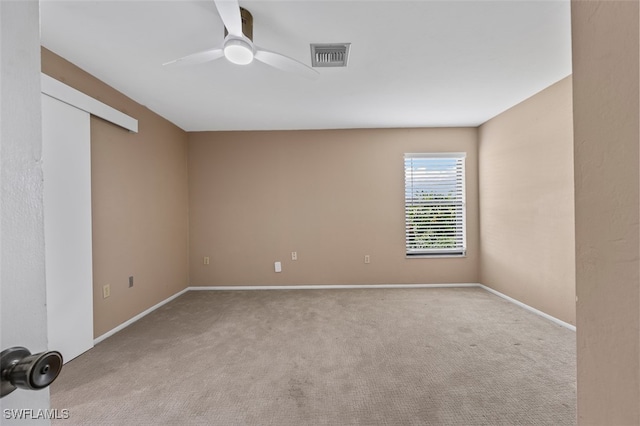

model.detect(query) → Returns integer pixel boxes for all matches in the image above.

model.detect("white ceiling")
[40,0,572,131]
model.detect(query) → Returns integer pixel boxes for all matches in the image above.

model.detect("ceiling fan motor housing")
[224,7,253,41]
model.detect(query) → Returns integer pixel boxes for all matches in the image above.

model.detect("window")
[404,153,466,257]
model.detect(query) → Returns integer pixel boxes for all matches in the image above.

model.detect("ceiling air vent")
[310,43,351,67]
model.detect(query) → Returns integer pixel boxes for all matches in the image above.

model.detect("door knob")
[0,347,63,398]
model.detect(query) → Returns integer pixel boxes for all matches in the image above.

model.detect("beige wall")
[478,76,575,325]
[189,128,478,286]
[41,48,190,338]
[571,1,640,424]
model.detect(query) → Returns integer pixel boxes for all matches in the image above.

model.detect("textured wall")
[188,128,479,286]
[479,76,575,325]
[41,48,190,338]
[571,1,640,424]
[0,1,50,418]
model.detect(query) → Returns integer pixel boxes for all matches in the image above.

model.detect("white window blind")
[404,153,466,257]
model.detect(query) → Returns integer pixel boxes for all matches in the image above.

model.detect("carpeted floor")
[51,288,576,425]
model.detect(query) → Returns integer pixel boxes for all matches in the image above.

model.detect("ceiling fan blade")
[214,0,243,38]
[163,48,224,67]
[254,48,319,79]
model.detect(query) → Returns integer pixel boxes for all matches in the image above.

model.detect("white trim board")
[93,288,188,345]
[93,282,575,345]
[188,283,479,291]
[41,73,138,133]
[478,284,576,331]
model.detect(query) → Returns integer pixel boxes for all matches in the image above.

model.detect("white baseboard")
[94,287,189,345]
[478,284,576,332]
[188,283,480,291]
[93,282,574,346]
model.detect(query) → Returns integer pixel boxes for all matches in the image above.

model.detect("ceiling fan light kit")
[224,38,254,65]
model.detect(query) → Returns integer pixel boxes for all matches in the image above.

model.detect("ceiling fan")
[163,0,319,79]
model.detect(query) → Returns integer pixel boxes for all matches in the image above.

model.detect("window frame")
[404,152,467,258]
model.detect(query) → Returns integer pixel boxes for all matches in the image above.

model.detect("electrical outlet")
[129,276,134,288]
[364,255,371,264]
[291,252,297,261]
[204,256,210,265]
[275,261,282,273]
[103,284,110,298]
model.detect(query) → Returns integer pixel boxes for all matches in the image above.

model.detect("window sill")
[405,254,467,259]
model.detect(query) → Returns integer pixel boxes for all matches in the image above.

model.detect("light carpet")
[51,287,576,425]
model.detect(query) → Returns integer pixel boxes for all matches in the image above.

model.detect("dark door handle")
[0,347,63,398]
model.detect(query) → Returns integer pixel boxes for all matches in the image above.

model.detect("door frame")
[40,73,138,354]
